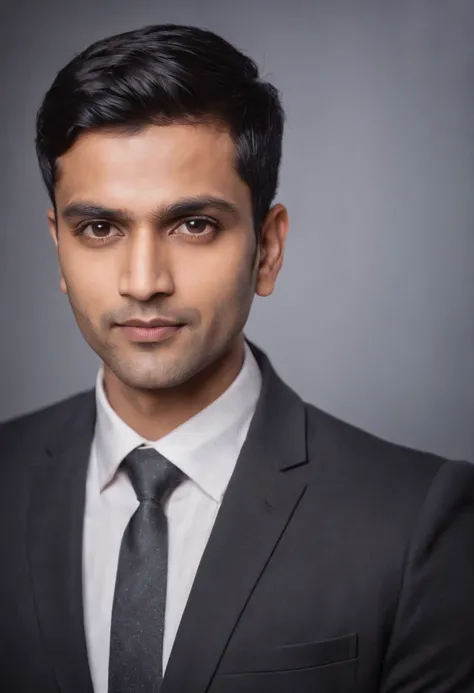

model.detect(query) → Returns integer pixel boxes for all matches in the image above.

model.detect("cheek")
[60,251,112,313]
[177,247,252,308]
[177,231,253,289]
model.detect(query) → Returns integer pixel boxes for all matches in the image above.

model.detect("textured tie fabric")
[108,447,185,693]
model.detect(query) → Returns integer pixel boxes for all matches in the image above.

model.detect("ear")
[255,203,289,297]
[47,209,68,295]
[47,209,58,247]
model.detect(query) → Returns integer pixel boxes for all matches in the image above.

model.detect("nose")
[118,228,174,301]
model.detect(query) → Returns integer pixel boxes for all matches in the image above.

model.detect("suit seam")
[378,458,448,684]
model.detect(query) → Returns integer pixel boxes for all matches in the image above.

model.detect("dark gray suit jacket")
[1,341,473,693]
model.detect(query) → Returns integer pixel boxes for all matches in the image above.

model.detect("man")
[0,23,473,693]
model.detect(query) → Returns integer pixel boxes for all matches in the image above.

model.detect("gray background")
[1,0,473,462]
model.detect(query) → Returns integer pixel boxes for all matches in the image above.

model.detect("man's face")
[49,123,272,390]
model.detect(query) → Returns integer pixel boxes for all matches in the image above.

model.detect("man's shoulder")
[302,399,474,539]
[303,398,468,496]
[0,389,95,454]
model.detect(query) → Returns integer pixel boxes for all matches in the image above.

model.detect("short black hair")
[35,24,285,232]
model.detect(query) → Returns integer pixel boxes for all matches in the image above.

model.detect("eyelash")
[73,216,221,244]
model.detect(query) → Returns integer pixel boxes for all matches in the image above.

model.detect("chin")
[111,360,197,391]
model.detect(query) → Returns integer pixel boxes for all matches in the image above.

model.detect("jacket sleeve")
[380,459,474,692]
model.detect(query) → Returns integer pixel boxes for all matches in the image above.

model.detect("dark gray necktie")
[108,447,185,693]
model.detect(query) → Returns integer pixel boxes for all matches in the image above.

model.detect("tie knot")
[122,447,185,504]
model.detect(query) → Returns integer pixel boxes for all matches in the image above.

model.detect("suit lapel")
[27,391,96,693]
[161,342,309,693]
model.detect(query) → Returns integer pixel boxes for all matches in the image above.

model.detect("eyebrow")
[60,196,241,226]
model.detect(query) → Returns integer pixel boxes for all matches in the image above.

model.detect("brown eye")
[184,219,209,234]
[76,221,120,242]
[174,217,218,237]
[84,221,113,237]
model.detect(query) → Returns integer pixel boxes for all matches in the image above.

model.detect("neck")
[102,336,246,440]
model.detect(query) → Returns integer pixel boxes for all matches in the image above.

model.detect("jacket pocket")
[218,632,358,674]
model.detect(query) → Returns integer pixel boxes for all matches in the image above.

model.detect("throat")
[102,342,245,440]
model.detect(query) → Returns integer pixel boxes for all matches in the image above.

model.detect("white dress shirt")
[82,341,262,693]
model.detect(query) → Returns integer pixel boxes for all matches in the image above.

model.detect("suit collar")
[242,339,308,470]
[30,339,309,693]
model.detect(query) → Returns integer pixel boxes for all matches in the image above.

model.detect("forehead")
[55,123,251,212]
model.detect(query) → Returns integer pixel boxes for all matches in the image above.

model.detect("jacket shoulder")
[304,400,457,497]
[0,389,95,453]
[303,399,473,548]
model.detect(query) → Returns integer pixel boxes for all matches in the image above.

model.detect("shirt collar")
[93,340,262,502]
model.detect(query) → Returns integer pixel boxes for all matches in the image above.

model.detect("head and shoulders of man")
[0,23,452,495]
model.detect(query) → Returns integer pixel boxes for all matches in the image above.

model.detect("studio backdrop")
[1,0,473,462]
